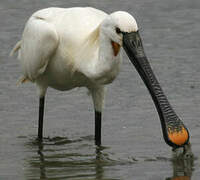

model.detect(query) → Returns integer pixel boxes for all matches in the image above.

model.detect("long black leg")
[95,111,102,146]
[38,96,45,140]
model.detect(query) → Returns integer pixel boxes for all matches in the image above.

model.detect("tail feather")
[17,76,30,85]
[10,41,21,56]
[10,41,30,85]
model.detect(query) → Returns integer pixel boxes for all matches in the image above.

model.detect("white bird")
[11,7,190,148]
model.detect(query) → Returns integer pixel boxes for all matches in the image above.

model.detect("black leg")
[38,96,45,140]
[95,111,102,146]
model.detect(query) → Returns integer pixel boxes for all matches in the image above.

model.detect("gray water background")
[1,0,200,179]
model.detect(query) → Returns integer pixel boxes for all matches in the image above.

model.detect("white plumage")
[12,7,138,111]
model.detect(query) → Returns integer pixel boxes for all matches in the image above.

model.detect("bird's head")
[101,11,138,46]
[101,11,145,59]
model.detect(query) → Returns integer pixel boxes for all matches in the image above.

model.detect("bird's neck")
[84,32,122,84]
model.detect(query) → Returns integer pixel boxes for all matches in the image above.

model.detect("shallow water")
[1,0,200,179]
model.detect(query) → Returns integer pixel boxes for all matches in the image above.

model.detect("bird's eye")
[115,27,121,34]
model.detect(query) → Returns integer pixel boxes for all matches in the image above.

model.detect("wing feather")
[20,16,59,81]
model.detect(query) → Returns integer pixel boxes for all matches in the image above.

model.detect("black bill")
[123,31,189,148]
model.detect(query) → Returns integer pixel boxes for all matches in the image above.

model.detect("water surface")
[1,0,200,179]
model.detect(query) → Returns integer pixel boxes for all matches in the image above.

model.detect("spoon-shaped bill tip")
[168,126,189,147]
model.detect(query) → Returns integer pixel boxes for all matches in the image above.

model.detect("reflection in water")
[24,137,195,180]
[166,153,194,180]
[95,147,104,180]
[37,143,46,179]
[25,137,118,180]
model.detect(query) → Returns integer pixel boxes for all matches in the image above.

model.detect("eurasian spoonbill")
[10,7,190,149]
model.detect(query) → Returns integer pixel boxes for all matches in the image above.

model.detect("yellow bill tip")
[168,127,189,146]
